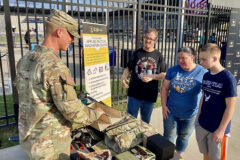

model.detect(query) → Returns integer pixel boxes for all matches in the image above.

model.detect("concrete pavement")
[0,86,239,160]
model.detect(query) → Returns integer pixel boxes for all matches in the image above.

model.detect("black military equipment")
[146,134,175,160]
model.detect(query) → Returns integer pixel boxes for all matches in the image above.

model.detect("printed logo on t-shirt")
[204,93,211,102]
[172,72,196,93]
[135,57,157,79]
[202,80,223,95]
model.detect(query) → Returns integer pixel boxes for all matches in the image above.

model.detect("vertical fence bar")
[136,0,141,50]
[42,1,46,38]
[0,52,9,126]
[147,0,150,29]
[116,1,120,103]
[143,0,146,38]
[190,10,193,47]
[197,12,200,53]
[132,3,134,54]
[25,0,30,50]
[101,0,104,24]
[33,0,39,45]
[3,0,19,126]
[64,1,70,67]
[112,3,116,100]
[71,1,76,84]
[90,0,92,21]
[201,13,204,48]
[194,13,197,50]
[176,0,183,64]
[171,12,175,67]
[151,0,153,28]
[121,2,125,101]
[157,11,161,51]
[96,0,98,23]
[126,2,130,72]
[16,0,23,57]
[77,0,83,91]
[155,0,158,41]
[205,2,211,44]
[161,11,164,55]
[166,4,170,66]
[183,15,187,47]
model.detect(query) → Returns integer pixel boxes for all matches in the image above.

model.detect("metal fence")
[0,0,231,127]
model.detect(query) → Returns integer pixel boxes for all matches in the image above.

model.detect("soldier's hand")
[95,107,105,116]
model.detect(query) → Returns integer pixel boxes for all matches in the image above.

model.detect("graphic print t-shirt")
[199,69,237,134]
[165,65,207,118]
[127,48,167,102]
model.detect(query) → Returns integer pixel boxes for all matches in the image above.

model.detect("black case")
[146,134,175,160]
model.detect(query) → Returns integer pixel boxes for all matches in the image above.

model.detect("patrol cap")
[47,9,81,38]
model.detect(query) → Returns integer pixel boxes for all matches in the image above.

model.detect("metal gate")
[0,0,231,127]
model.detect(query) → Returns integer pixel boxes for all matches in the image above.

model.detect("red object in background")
[79,143,85,149]
[70,144,74,151]
[70,143,85,151]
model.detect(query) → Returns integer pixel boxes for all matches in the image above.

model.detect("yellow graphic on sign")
[102,97,112,107]
[84,47,109,66]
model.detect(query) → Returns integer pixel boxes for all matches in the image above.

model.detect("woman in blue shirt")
[160,47,207,159]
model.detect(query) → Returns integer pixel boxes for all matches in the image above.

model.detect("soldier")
[15,9,104,160]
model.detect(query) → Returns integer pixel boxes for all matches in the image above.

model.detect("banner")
[82,22,111,106]
[226,8,240,85]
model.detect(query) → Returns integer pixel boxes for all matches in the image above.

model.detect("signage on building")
[226,8,240,84]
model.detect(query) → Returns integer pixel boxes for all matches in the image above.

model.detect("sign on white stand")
[82,22,111,106]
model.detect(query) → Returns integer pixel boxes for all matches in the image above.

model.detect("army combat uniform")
[16,46,100,160]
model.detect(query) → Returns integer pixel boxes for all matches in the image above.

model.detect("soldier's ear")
[56,27,64,38]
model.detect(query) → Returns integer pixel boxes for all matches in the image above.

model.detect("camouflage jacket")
[16,46,100,142]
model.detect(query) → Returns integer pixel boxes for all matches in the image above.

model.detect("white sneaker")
[170,151,184,160]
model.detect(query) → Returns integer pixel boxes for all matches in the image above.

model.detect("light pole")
[176,0,186,57]
[104,8,108,26]
[133,1,137,48]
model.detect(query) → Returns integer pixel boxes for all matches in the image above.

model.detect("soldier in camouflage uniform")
[15,9,104,160]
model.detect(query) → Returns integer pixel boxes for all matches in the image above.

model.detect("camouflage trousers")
[20,113,72,160]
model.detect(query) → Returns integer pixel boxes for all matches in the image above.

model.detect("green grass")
[0,95,15,126]
[0,125,19,149]
[111,95,161,112]
[0,95,18,149]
